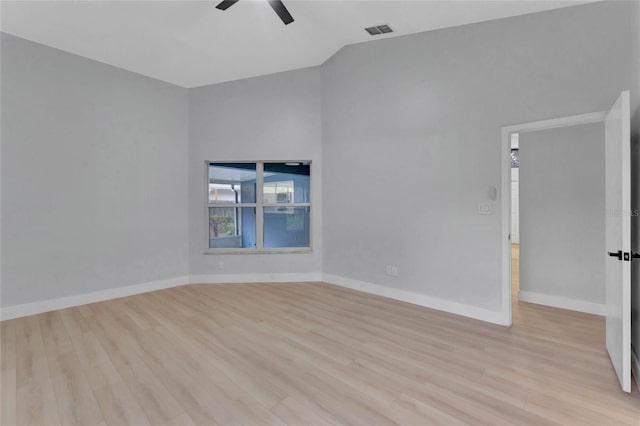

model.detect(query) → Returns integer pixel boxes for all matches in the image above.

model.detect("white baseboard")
[0,275,190,321]
[632,346,640,393]
[322,273,508,325]
[0,273,323,320]
[189,273,323,284]
[1,272,502,325]
[518,290,605,316]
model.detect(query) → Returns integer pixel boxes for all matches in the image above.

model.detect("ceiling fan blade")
[216,0,239,11]
[267,0,294,25]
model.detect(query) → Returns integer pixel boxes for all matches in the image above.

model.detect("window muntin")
[206,161,311,252]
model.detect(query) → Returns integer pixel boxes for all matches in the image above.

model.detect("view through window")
[207,162,311,251]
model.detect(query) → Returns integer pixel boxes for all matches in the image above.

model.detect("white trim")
[4,270,607,325]
[204,248,313,255]
[256,162,265,249]
[208,203,258,208]
[323,273,508,326]
[501,111,607,326]
[503,111,606,135]
[0,273,324,321]
[262,203,311,208]
[0,275,190,321]
[511,133,519,149]
[632,346,640,392]
[189,273,322,284]
[1,273,504,323]
[518,290,605,316]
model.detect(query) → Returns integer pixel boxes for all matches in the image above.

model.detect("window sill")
[203,248,313,255]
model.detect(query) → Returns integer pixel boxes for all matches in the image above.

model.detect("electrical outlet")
[478,202,492,215]
[386,265,399,276]
[218,261,225,270]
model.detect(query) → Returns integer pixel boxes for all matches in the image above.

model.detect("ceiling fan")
[215,0,294,25]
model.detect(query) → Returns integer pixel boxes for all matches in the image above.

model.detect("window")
[207,161,311,252]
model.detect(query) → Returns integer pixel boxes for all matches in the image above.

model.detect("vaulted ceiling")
[1,1,590,88]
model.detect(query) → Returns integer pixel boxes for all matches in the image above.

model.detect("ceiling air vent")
[365,24,394,36]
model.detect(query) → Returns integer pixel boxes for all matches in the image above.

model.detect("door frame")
[500,111,607,326]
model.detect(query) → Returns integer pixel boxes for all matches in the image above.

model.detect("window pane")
[263,162,310,204]
[209,163,256,204]
[264,206,310,248]
[209,207,256,249]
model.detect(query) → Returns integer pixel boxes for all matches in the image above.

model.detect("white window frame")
[205,161,312,254]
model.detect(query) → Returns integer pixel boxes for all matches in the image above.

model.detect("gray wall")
[1,34,189,307]
[519,123,605,305]
[2,1,639,325]
[321,1,640,312]
[188,68,323,277]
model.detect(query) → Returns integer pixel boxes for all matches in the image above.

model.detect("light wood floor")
[512,243,520,302]
[2,269,639,424]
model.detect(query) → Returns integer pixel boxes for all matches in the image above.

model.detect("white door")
[605,90,631,393]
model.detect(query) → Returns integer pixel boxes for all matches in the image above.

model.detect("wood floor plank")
[115,361,195,426]
[134,333,236,425]
[92,381,150,426]
[69,331,122,390]
[1,320,17,426]
[39,311,74,355]
[3,273,639,425]
[385,393,470,426]
[271,396,341,425]
[76,304,96,319]
[13,316,62,426]
[16,356,61,426]
[59,307,90,337]
[45,350,104,426]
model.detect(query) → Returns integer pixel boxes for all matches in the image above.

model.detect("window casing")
[206,161,311,253]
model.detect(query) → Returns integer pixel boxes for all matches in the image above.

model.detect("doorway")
[500,91,633,393]
[510,123,607,318]
[510,134,520,308]
[500,111,608,325]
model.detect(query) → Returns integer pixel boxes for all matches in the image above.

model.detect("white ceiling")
[1,1,590,88]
